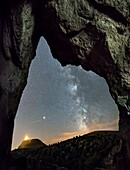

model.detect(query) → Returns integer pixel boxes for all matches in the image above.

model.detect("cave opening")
[12,37,119,149]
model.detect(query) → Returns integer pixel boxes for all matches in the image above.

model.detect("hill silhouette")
[18,138,47,149]
[10,131,125,170]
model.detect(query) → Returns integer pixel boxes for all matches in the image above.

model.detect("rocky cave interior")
[0,0,130,169]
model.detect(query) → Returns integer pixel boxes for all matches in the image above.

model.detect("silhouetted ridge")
[10,131,124,170]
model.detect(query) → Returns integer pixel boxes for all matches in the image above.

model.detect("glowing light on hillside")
[24,135,30,141]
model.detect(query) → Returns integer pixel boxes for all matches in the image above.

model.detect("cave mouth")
[12,37,119,149]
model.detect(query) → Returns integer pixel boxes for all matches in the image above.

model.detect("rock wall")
[0,0,129,169]
[0,1,39,169]
[41,0,130,109]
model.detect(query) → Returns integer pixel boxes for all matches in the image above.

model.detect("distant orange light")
[24,135,31,141]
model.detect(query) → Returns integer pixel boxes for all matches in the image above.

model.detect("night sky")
[12,37,118,149]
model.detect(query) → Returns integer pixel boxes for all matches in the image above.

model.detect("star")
[83,116,87,119]
[43,116,46,120]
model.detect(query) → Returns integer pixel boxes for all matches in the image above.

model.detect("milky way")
[13,37,118,148]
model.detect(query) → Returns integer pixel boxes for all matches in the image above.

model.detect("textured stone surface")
[41,0,130,107]
[0,1,38,169]
[0,0,130,169]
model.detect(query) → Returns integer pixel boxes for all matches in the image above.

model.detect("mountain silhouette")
[18,138,47,149]
[10,131,125,170]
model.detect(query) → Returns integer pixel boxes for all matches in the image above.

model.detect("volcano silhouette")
[18,138,47,149]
